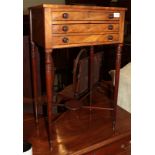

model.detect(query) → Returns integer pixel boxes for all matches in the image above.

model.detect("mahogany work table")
[29,4,127,150]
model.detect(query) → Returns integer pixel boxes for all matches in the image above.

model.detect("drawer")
[53,34,119,45]
[94,138,130,155]
[52,24,119,34]
[52,11,120,21]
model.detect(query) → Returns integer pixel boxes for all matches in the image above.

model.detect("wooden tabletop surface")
[24,90,131,155]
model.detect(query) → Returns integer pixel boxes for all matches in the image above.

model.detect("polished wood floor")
[23,89,131,155]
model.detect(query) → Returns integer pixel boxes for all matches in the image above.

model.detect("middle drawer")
[52,24,119,34]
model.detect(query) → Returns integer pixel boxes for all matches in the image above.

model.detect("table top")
[29,4,127,11]
[24,90,131,155]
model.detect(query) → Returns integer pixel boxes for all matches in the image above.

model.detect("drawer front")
[95,140,130,155]
[52,11,120,21]
[53,34,119,45]
[52,24,119,34]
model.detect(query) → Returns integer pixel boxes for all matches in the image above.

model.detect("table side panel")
[31,8,45,48]
[44,8,53,49]
[119,11,126,43]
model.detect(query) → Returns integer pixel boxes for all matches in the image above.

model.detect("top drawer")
[52,11,120,21]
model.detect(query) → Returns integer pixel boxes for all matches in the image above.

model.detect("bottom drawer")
[84,136,130,155]
[95,137,130,155]
[53,34,119,46]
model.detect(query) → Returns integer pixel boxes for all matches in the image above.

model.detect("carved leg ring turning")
[45,51,54,150]
[113,44,123,131]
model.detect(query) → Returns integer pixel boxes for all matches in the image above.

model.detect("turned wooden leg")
[29,9,39,124]
[113,44,123,130]
[89,46,94,110]
[45,51,54,150]
[30,42,39,124]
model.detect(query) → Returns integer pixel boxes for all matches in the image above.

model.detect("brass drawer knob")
[62,13,69,19]
[108,25,113,30]
[62,37,69,43]
[109,13,114,19]
[62,26,68,32]
[108,35,113,40]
